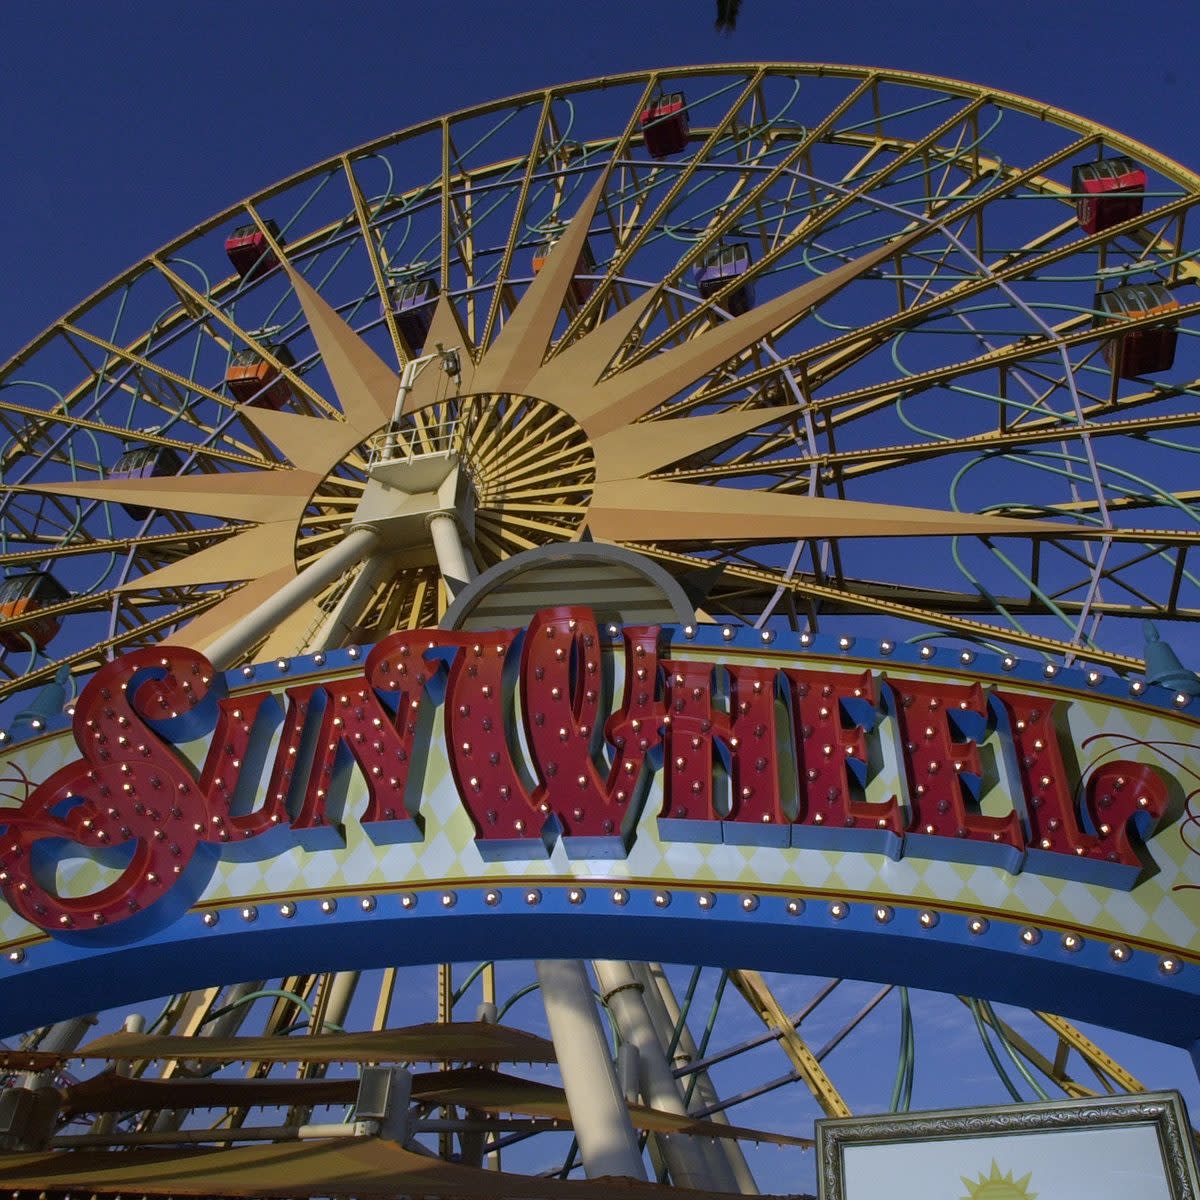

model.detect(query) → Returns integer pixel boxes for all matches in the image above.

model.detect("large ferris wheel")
[4,62,1200,711]
[1,63,1199,1198]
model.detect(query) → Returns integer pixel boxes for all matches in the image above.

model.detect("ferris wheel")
[1,64,1199,1197]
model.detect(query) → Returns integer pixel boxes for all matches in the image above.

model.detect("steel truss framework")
[1,64,1198,1198]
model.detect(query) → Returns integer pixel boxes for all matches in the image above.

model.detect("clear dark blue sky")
[2,0,1198,356]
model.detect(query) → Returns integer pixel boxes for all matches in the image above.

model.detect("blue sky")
[2,0,1198,356]
[4,0,1200,1184]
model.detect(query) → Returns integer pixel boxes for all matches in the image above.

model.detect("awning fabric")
[0,1136,816,1199]
[0,1049,61,1072]
[411,1067,813,1147]
[58,1066,810,1148]
[58,1072,357,1117]
[66,1021,557,1066]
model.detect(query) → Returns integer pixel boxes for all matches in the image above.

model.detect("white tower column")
[305,555,396,653]
[426,511,474,597]
[20,1015,96,1091]
[204,525,382,670]
[535,959,645,1181]
[594,960,713,1190]
[639,962,757,1194]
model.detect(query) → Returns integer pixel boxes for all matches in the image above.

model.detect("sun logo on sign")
[960,1160,1037,1200]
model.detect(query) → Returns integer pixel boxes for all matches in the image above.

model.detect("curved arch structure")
[440,542,700,630]
[3,871,1196,1050]
[2,616,1196,1053]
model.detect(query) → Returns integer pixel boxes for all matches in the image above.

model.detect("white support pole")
[6,1014,99,1151]
[317,971,359,1032]
[390,356,430,430]
[639,963,758,1195]
[617,1043,641,1106]
[535,959,645,1181]
[203,525,382,670]
[305,554,395,653]
[93,1014,144,1135]
[280,970,362,1129]
[594,961,713,1191]
[205,979,267,1040]
[426,511,474,596]
[475,1000,501,1170]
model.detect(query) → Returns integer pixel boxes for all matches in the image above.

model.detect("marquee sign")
[1,607,1198,1047]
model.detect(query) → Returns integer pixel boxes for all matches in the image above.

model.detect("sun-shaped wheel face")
[3,64,1200,719]
[960,1160,1038,1200]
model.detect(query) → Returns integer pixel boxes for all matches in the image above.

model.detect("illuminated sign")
[0,607,1171,938]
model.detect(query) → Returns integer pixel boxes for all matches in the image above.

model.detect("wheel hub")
[295,392,594,574]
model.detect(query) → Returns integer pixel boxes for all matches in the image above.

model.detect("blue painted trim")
[1,885,1195,1047]
[656,624,1190,718]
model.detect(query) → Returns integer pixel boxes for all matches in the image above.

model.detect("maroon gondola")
[1073,158,1146,235]
[225,218,284,280]
[640,92,689,159]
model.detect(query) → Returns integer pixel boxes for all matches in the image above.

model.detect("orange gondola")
[1096,282,1180,379]
[225,343,296,410]
[0,573,69,653]
[532,238,595,305]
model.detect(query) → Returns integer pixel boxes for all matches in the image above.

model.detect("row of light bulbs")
[113,886,1182,980]
[2,622,1194,750]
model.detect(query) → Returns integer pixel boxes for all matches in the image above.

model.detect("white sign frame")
[816,1091,1200,1200]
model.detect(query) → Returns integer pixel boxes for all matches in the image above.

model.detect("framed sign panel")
[816,1092,1200,1200]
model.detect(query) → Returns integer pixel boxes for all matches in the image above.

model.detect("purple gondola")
[383,277,438,353]
[695,243,755,317]
[110,444,184,520]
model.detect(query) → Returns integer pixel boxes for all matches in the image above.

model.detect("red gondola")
[1073,158,1146,235]
[0,573,69,653]
[225,218,284,280]
[1096,283,1180,379]
[640,92,689,159]
[225,343,296,410]
[532,238,595,305]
